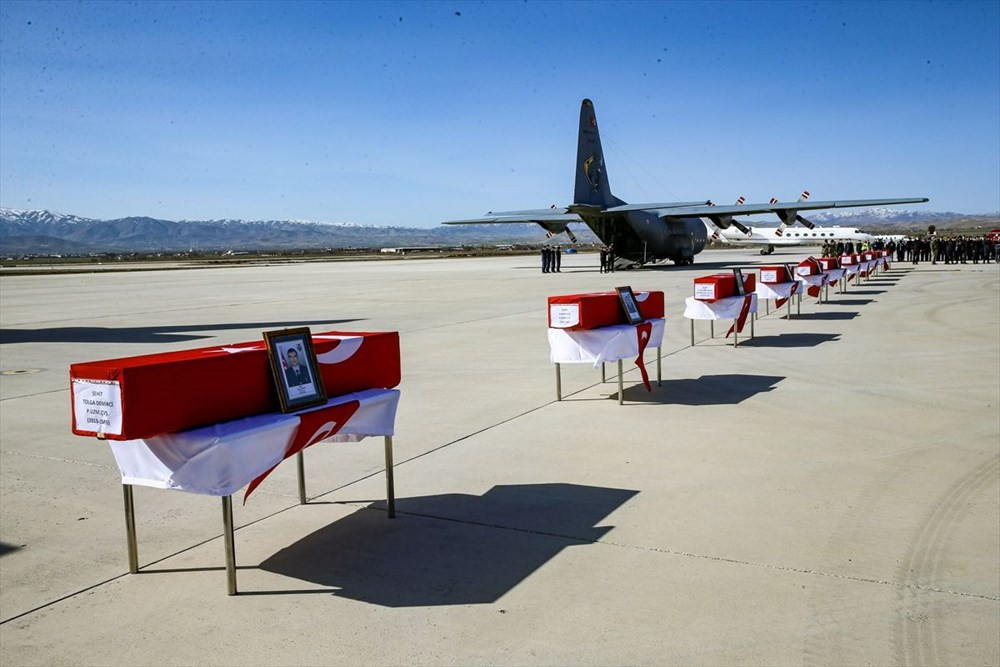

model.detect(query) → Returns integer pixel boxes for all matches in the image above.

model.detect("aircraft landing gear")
[760,245,775,255]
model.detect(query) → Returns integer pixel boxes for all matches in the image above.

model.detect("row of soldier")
[540,246,562,273]
[819,239,889,257]
[899,236,999,264]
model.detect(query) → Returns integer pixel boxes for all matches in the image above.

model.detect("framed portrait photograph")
[263,327,327,413]
[616,286,644,325]
[732,268,746,296]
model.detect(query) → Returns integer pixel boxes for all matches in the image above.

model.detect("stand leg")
[555,363,562,401]
[123,484,138,574]
[710,321,714,338]
[601,362,605,383]
[787,298,791,320]
[797,292,801,316]
[617,359,624,406]
[296,451,306,505]
[657,346,662,387]
[750,313,755,338]
[690,319,695,346]
[766,300,770,315]
[222,496,236,596]
[734,320,739,348]
[384,436,396,519]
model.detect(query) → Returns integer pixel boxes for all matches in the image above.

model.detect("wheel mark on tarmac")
[892,454,1000,667]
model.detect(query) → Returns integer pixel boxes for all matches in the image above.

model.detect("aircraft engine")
[706,198,751,236]
[535,221,578,243]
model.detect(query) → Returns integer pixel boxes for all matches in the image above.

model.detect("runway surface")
[1,249,998,665]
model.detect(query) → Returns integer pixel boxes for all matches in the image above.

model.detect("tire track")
[892,454,1000,666]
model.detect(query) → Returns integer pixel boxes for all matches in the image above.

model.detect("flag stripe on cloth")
[548,319,666,367]
[634,322,653,392]
[108,389,399,498]
[726,295,754,337]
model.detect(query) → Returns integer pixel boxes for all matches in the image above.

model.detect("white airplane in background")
[703,191,874,254]
[708,221,874,255]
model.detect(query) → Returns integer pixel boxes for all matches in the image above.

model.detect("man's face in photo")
[287,348,299,369]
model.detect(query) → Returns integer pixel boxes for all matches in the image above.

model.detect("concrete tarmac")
[1,249,997,666]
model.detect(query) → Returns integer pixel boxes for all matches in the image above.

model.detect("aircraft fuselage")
[580,210,707,266]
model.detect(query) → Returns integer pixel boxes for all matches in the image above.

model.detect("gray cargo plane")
[443,99,928,267]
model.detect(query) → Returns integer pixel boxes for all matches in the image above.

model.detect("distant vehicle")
[564,247,577,254]
[442,99,928,268]
[988,228,1000,242]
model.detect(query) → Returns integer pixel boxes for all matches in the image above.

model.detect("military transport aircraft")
[442,99,928,268]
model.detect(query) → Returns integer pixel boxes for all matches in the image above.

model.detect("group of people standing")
[598,245,616,273]
[901,235,999,265]
[819,238,893,257]
[540,246,561,273]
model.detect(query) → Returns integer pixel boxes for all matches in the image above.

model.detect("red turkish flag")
[726,295,754,338]
[634,322,653,392]
[244,400,361,502]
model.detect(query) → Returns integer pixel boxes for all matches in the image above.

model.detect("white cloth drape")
[682,294,758,320]
[108,388,400,496]
[548,318,665,368]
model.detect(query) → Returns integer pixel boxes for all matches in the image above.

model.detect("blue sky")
[1,0,998,225]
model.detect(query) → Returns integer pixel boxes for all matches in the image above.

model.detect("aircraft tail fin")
[574,99,618,208]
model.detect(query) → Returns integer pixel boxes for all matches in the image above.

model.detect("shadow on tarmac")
[785,311,860,321]
[825,299,875,307]
[737,333,841,348]
[257,483,637,606]
[0,320,363,344]
[616,373,784,405]
[0,541,23,557]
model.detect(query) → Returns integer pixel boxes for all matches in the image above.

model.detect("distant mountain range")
[1,207,996,255]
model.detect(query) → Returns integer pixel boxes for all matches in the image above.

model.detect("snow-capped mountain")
[805,207,976,225]
[0,208,593,254]
[0,208,98,227]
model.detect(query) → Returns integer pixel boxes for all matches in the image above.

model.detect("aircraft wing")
[442,210,583,225]
[614,197,929,219]
[603,201,710,212]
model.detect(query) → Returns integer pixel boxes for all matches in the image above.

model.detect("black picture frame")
[732,268,746,296]
[263,327,327,413]
[616,286,644,325]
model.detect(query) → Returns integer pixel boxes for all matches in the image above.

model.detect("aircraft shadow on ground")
[513,259,752,272]
[0,319,363,345]
[257,483,637,606]
[617,373,784,405]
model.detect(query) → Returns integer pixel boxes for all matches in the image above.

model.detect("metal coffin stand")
[111,389,400,595]
[683,295,757,348]
[121,440,395,596]
[549,319,666,406]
